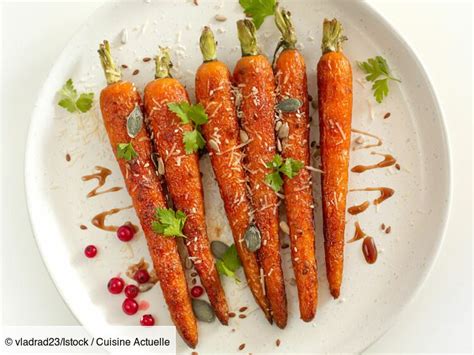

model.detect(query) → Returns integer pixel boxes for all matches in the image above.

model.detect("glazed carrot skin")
[317,19,353,299]
[144,49,229,325]
[234,20,287,329]
[274,7,318,321]
[98,41,197,348]
[195,27,272,323]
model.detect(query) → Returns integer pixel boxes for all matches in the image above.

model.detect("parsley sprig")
[117,142,138,161]
[239,0,276,30]
[58,79,94,113]
[167,102,208,154]
[357,56,401,103]
[215,244,242,282]
[151,208,187,238]
[265,154,304,192]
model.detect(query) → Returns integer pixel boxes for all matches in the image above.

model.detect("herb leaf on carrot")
[239,0,276,29]
[152,208,187,238]
[117,142,138,160]
[265,154,304,191]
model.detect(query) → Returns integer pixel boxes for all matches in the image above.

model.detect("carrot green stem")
[321,18,347,54]
[237,19,259,57]
[98,40,121,85]
[155,47,173,79]
[200,26,217,62]
[274,5,297,50]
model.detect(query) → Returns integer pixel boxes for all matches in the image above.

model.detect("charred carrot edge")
[234,19,288,329]
[98,41,198,348]
[317,19,352,299]
[144,48,229,325]
[274,6,318,321]
[196,27,272,323]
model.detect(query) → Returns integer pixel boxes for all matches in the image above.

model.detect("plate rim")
[24,1,452,352]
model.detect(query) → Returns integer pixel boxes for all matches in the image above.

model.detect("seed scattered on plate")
[279,221,290,234]
[276,339,281,347]
[121,64,128,69]
[143,57,151,62]
[238,314,246,319]
[384,112,391,119]
[395,163,401,170]
[132,69,140,75]
[121,28,128,44]
[281,243,289,249]
[238,343,246,351]
[80,224,87,230]
[381,223,386,230]
[215,14,227,22]
[228,312,236,318]
[385,226,392,234]
[65,153,71,161]
[239,306,248,312]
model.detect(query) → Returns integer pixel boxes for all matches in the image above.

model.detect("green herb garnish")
[151,208,187,238]
[58,79,94,113]
[117,142,138,161]
[265,154,304,192]
[216,244,242,282]
[239,0,276,30]
[167,102,208,154]
[357,56,401,103]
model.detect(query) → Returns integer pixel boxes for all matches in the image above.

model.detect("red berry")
[84,245,97,258]
[122,298,139,315]
[117,225,135,242]
[107,277,124,294]
[191,285,204,298]
[134,269,150,284]
[124,284,139,299]
[140,314,155,326]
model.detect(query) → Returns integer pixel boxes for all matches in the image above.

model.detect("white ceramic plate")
[25,0,451,353]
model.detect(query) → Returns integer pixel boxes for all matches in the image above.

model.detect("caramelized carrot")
[195,27,272,323]
[143,48,229,325]
[97,41,197,348]
[274,7,318,321]
[317,19,353,298]
[234,19,287,329]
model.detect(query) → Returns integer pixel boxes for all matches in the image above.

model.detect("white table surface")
[1,1,472,353]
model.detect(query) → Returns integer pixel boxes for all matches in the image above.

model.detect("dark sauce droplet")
[362,237,378,264]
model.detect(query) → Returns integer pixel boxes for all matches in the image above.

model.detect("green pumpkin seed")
[127,105,143,138]
[192,299,215,323]
[277,98,302,113]
[244,224,261,252]
[211,240,229,259]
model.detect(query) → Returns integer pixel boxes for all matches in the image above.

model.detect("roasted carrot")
[234,19,287,329]
[144,48,229,325]
[97,41,198,347]
[274,7,318,321]
[195,26,272,323]
[317,19,353,299]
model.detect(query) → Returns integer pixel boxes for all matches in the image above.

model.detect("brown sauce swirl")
[351,152,396,173]
[351,128,383,150]
[348,222,367,243]
[348,201,370,215]
[362,237,378,264]
[350,187,395,205]
[91,206,137,232]
[82,166,122,198]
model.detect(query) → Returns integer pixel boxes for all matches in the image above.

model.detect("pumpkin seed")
[192,299,215,323]
[157,157,165,175]
[277,98,302,113]
[126,105,143,138]
[211,240,229,259]
[244,224,261,252]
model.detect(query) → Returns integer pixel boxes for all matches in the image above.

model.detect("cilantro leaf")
[239,0,276,29]
[117,142,138,161]
[357,56,401,103]
[183,129,206,154]
[57,78,94,113]
[280,158,304,178]
[265,171,284,192]
[216,244,241,282]
[152,208,187,238]
[76,93,94,113]
[168,102,209,154]
[265,154,304,192]
[167,102,191,123]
